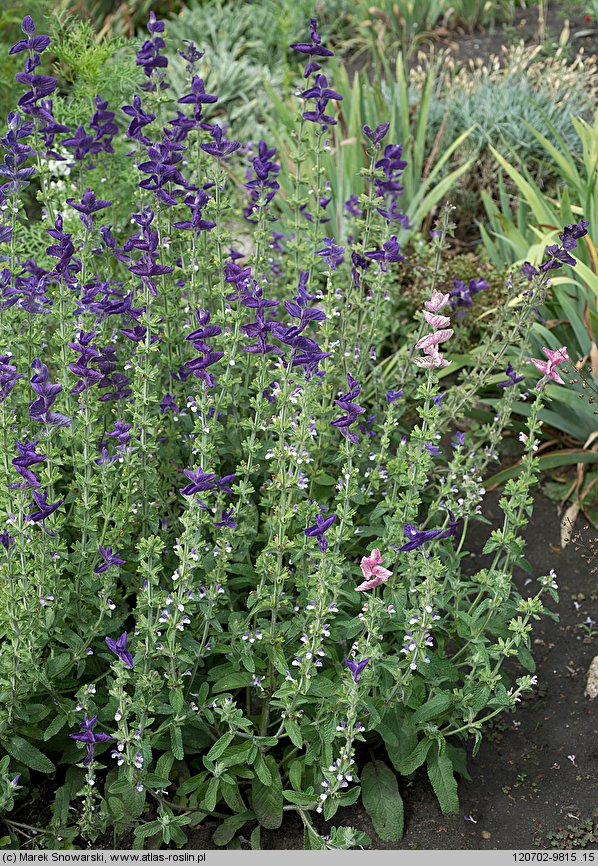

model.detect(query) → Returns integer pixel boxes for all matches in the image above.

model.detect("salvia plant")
[0,11,589,851]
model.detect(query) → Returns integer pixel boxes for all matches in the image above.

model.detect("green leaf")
[133,821,161,841]
[169,688,184,714]
[427,744,459,814]
[361,696,381,727]
[284,718,303,749]
[203,777,220,813]
[107,796,126,821]
[212,811,254,846]
[119,780,146,818]
[252,755,283,829]
[176,773,206,796]
[207,732,235,762]
[156,753,174,782]
[221,781,247,814]
[304,826,326,849]
[307,677,337,697]
[412,692,452,725]
[397,737,433,776]
[517,646,536,673]
[312,472,337,485]
[445,744,472,782]
[211,673,253,692]
[109,778,134,794]
[253,751,272,786]
[289,759,302,792]
[250,825,261,850]
[485,450,598,488]
[220,741,254,769]
[378,710,417,773]
[361,761,404,841]
[44,714,67,741]
[282,790,318,807]
[4,736,55,773]
[170,725,184,760]
[335,785,361,807]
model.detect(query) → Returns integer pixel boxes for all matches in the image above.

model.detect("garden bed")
[176,487,597,851]
[0,2,596,852]
[417,2,598,65]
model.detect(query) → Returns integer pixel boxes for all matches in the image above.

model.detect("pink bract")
[356,548,392,591]
[415,329,454,351]
[423,311,451,329]
[531,346,569,386]
[424,290,450,312]
[414,349,450,369]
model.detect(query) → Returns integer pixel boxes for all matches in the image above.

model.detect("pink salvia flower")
[356,548,392,591]
[543,347,569,365]
[414,348,450,369]
[415,329,454,351]
[424,290,450,312]
[530,346,569,387]
[423,311,451,329]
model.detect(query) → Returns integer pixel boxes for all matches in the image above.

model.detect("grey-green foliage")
[428,74,593,185]
[164,0,352,139]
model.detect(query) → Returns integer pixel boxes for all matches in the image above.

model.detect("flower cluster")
[449,276,488,312]
[414,290,454,369]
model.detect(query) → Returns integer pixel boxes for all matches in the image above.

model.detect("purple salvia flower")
[66,187,112,228]
[449,277,488,311]
[0,354,21,403]
[178,41,204,73]
[214,508,237,529]
[94,546,126,574]
[386,388,403,403]
[160,392,179,413]
[105,632,134,668]
[177,75,217,120]
[200,124,240,159]
[9,17,51,55]
[243,140,280,222]
[0,529,15,550]
[315,237,345,270]
[121,94,156,145]
[344,657,369,683]
[61,125,95,161]
[331,373,365,445]
[363,122,390,145]
[365,235,404,269]
[290,17,334,79]
[69,715,113,766]
[68,331,102,397]
[27,490,64,523]
[89,97,118,154]
[305,512,336,553]
[172,191,216,232]
[498,362,525,388]
[399,513,459,551]
[106,421,133,447]
[29,358,71,428]
[12,439,45,488]
[136,12,169,92]
[344,195,362,218]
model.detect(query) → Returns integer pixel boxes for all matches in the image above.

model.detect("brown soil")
[343,2,598,79]
[421,3,598,65]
